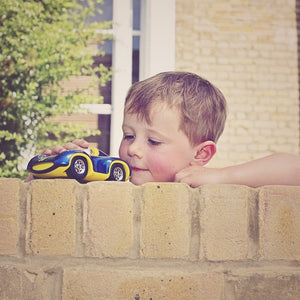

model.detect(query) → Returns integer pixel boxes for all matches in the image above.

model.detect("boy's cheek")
[118,143,127,160]
[149,156,177,181]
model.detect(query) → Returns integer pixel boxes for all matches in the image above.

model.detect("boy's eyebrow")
[122,123,167,139]
[122,123,137,133]
[145,128,171,140]
[122,123,132,129]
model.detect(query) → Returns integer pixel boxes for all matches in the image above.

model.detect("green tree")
[0,0,111,178]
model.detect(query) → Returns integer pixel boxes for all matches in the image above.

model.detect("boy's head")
[119,71,227,185]
[124,71,227,146]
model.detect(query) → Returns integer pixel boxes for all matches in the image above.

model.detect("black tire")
[67,156,88,181]
[109,163,125,181]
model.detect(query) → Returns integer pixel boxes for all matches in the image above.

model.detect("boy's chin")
[130,177,148,185]
[129,174,174,185]
[129,173,156,185]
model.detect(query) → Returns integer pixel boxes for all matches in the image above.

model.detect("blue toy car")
[27,147,131,182]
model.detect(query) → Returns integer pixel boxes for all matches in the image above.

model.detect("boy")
[40,71,300,187]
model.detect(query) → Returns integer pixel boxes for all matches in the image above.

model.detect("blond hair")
[125,72,227,145]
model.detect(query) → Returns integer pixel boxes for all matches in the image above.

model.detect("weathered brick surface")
[0,264,61,300]
[259,185,300,260]
[200,184,258,261]
[0,178,300,300]
[0,178,20,255]
[62,264,224,300]
[140,183,192,259]
[224,267,300,300]
[83,181,135,258]
[26,179,77,255]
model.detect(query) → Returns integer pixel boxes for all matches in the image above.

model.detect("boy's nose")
[127,139,143,158]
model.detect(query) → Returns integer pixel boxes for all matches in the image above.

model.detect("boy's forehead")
[123,101,182,128]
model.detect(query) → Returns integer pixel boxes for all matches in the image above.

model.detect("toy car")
[27,147,131,182]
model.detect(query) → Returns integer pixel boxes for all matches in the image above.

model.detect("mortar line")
[189,187,201,261]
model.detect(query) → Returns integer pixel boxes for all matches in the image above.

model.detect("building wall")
[176,0,300,167]
[1,178,300,299]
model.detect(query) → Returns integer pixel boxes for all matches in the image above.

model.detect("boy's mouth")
[131,166,148,172]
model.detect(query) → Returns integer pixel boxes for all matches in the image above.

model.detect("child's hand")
[42,139,89,155]
[175,164,225,187]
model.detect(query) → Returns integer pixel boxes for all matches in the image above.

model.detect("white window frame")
[110,0,133,156]
[84,0,175,156]
[139,0,175,80]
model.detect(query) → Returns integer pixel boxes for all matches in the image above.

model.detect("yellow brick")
[26,179,77,255]
[83,181,135,258]
[224,267,300,299]
[62,265,224,300]
[0,264,60,299]
[140,183,191,259]
[0,178,20,255]
[200,184,257,261]
[0,219,18,256]
[259,186,300,260]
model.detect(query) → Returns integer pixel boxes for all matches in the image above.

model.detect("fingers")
[63,142,82,150]
[24,174,34,182]
[62,139,89,152]
[174,169,192,185]
[50,145,68,155]
[175,166,204,188]
[72,139,89,148]
[175,174,193,186]
[41,139,89,156]
[176,165,225,187]
[174,170,184,183]
[42,148,53,155]
[42,147,64,155]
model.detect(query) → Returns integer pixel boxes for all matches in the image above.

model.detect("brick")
[200,184,258,261]
[224,267,300,299]
[0,220,18,256]
[0,178,20,255]
[62,265,224,300]
[140,183,192,259]
[83,181,135,257]
[259,186,300,260]
[0,264,61,299]
[26,179,77,255]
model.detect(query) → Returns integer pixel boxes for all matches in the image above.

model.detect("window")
[85,0,175,155]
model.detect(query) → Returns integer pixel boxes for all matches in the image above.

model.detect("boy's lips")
[131,166,148,172]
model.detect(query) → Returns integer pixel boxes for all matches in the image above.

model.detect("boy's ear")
[191,141,216,166]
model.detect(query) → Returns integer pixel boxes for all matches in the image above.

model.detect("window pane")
[133,0,141,30]
[132,36,140,83]
[85,113,111,154]
[88,0,113,23]
[95,40,113,104]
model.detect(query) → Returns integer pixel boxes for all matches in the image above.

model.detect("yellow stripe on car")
[32,162,54,171]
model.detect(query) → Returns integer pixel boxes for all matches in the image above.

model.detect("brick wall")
[1,178,300,299]
[176,0,300,167]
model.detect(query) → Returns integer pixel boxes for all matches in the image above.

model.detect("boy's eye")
[123,134,135,140]
[148,138,161,146]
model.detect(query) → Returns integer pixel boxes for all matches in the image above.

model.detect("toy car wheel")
[67,156,88,180]
[109,163,125,181]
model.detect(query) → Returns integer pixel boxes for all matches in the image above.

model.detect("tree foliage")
[0,0,112,178]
